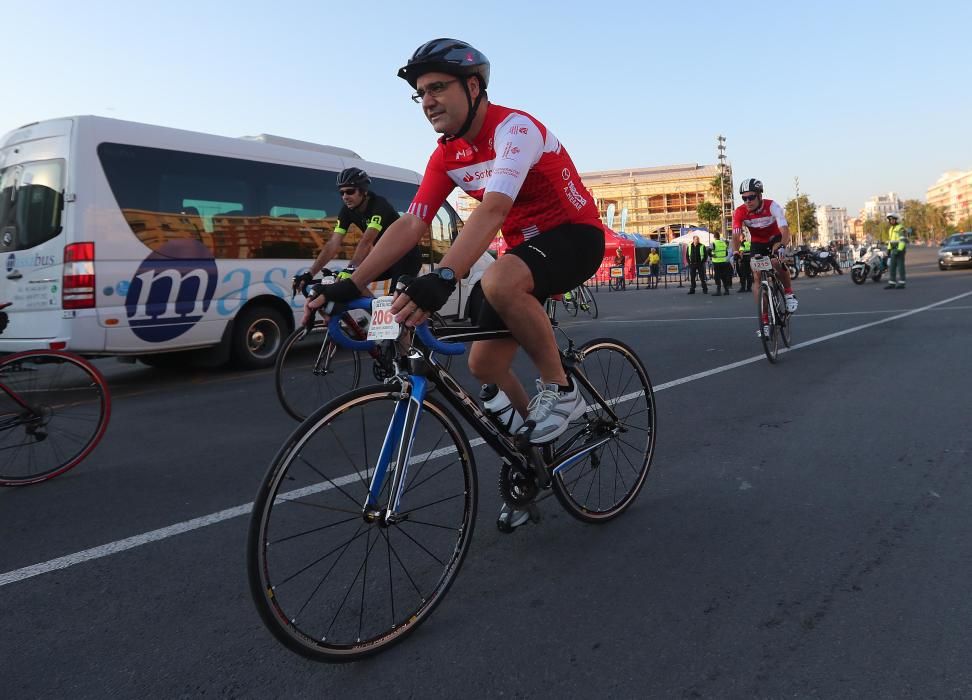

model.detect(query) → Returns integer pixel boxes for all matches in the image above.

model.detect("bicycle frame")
[329,304,622,527]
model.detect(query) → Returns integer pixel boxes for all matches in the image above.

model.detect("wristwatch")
[435,267,456,283]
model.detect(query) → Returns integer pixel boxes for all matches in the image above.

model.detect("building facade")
[863,192,902,220]
[926,170,972,227]
[816,205,848,242]
[456,162,731,242]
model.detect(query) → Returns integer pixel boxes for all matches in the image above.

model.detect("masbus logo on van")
[125,240,218,342]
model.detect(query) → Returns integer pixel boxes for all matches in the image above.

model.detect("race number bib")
[367,296,401,341]
[751,256,773,272]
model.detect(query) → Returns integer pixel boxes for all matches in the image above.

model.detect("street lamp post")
[717,135,727,237]
[794,176,802,246]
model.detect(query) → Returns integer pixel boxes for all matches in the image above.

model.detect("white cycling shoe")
[517,380,586,444]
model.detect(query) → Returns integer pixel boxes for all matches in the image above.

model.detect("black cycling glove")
[308,277,361,303]
[292,271,314,297]
[401,273,456,313]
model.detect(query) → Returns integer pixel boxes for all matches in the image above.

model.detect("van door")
[0,158,67,338]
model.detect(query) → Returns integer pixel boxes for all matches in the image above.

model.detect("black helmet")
[336,167,370,190]
[397,38,490,89]
[739,178,764,195]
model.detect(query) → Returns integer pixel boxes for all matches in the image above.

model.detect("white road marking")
[3,289,971,588]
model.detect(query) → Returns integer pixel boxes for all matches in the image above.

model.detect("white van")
[0,116,488,367]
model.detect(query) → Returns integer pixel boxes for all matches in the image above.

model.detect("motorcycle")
[850,245,886,284]
[796,248,843,277]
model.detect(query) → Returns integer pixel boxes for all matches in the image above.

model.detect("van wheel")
[232,305,288,369]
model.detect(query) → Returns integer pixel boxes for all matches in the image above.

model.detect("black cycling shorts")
[750,242,778,257]
[468,223,604,330]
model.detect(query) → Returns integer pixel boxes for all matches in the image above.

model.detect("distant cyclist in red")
[732,178,798,336]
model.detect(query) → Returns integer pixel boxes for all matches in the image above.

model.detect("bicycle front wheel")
[759,286,780,363]
[247,386,477,662]
[0,350,111,486]
[550,339,656,522]
[580,286,599,319]
[275,325,361,421]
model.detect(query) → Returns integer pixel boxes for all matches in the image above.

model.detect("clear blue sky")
[6,0,970,214]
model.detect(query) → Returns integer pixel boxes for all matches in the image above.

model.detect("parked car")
[938,233,972,270]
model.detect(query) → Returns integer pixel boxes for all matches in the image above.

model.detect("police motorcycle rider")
[731,178,798,337]
[292,167,422,296]
[302,38,606,532]
[884,212,907,289]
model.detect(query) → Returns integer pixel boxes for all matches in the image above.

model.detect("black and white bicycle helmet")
[739,178,764,195]
[398,38,490,141]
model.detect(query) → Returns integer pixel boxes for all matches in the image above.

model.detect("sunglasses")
[741,194,759,202]
[411,79,458,103]
[339,188,358,196]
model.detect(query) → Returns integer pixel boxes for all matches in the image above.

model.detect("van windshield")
[0,159,64,252]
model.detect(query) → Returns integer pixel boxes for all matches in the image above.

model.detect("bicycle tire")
[0,350,111,486]
[248,386,477,662]
[759,285,780,363]
[275,325,361,421]
[579,286,598,319]
[549,338,655,523]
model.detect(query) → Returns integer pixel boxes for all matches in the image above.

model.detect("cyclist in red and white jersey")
[305,39,604,479]
[732,178,798,335]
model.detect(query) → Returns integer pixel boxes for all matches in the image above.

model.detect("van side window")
[95,143,447,265]
[0,159,64,253]
[98,143,347,259]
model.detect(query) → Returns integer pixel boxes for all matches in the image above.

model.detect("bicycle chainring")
[372,358,395,382]
[498,462,538,508]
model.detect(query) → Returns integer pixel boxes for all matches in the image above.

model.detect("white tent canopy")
[669,228,717,246]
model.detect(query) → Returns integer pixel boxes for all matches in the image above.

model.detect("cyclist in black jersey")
[296,167,422,293]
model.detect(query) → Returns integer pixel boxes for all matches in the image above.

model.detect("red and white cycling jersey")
[732,199,788,244]
[406,103,602,248]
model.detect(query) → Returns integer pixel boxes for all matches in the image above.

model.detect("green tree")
[784,194,818,244]
[709,174,729,201]
[697,201,721,232]
[863,218,890,241]
[901,200,950,242]
[956,214,972,233]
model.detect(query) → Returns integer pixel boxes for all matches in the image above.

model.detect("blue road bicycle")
[247,298,656,661]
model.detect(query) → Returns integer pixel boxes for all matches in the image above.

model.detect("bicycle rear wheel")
[780,310,792,348]
[0,350,111,486]
[759,285,780,363]
[275,325,361,421]
[248,386,477,661]
[549,338,655,522]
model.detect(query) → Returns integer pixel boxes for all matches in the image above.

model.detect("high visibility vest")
[712,238,729,263]
[741,240,751,255]
[887,224,906,253]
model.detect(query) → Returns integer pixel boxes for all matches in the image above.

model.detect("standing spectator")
[710,230,732,296]
[686,235,709,294]
[648,247,661,288]
[613,246,626,290]
[885,213,907,289]
[736,234,753,292]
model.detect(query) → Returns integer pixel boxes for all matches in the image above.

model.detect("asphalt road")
[2,247,971,699]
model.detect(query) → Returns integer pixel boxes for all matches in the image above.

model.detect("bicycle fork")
[363,377,428,526]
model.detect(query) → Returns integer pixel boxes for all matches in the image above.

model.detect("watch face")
[438,267,456,282]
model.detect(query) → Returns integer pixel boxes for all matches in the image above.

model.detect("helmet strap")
[444,77,485,142]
